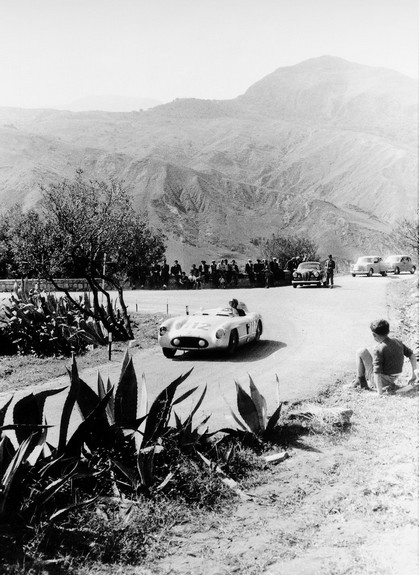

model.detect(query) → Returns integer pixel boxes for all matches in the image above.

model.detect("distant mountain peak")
[65,94,162,113]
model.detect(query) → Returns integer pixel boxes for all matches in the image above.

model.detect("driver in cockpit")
[229,298,246,316]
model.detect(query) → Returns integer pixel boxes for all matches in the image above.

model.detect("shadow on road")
[171,339,286,363]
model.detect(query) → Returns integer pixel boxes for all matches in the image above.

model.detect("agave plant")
[65,350,211,495]
[0,350,220,527]
[0,388,66,523]
[0,280,108,357]
[222,374,283,445]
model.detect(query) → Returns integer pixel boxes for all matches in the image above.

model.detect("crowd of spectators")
[136,257,296,290]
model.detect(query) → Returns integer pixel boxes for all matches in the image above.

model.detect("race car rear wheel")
[255,321,263,342]
[227,330,239,355]
[411,266,416,274]
[367,268,373,277]
[162,348,176,359]
[395,267,400,275]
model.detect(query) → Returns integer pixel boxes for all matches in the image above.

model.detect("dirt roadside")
[126,277,418,575]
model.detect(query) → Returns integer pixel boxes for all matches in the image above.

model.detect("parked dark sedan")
[292,261,325,288]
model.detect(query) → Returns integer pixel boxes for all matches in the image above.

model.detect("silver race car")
[158,303,263,358]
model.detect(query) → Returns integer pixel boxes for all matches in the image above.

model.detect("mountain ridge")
[0,56,417,265]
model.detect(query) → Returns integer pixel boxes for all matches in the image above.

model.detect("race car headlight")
[159,326,167,336]
[215,328,225,339]
[198,339,206,347]
[314,271,319,278]
[173,338,180,346]
[293,271,298,278]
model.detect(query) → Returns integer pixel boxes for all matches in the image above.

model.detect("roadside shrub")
[0,282,107,357]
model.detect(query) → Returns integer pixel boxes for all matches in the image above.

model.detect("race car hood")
[166,313,235,334]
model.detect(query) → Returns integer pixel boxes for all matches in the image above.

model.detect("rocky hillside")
[0,56,417,264]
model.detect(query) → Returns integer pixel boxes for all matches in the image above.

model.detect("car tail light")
[159,326,167,336]
[215,328,225,339]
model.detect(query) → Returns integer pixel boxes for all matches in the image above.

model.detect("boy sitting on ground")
[350,319,417,394]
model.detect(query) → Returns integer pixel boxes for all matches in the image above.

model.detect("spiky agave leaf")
[173,385,208,440]
[0,396,13,429]
[235,381,260,434]
[98,372,114,424]
[265,403,283,433]
[106,376,115,419]
[76,376,101,420]
[114,350,140,428]
[58,356,80,454]
[75,376,114,450]
[137,444,164,489]
[64,388,114,457]
[0,435,15,478]
[142,368,194,448]
[248,375,267,431]
[0,432,46,521]
[13,387,66,445]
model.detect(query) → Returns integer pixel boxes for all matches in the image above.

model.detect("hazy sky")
[0,0,418,110]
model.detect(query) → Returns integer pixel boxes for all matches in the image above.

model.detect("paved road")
[1,274,407,438]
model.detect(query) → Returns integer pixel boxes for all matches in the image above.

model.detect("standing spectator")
[170,260,182,286]
[254,259,264,285]
[270,257,280,282]
[161,259,170,288]
[210,260,218,287]
[287,257,300,273]
[231,260,239,286]
[217,259,227,284]
[199,260,210,283]
[325,254,336,289]
[263,259,272,288]
[151,261,161,288]
[226,260,233,285]
[245,259,255,284]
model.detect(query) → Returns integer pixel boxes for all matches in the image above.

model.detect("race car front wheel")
[227,330,239,355]
[162,348,176,359]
